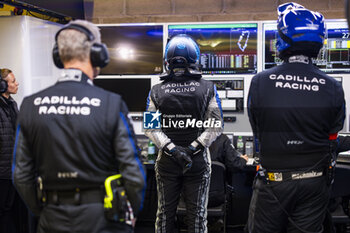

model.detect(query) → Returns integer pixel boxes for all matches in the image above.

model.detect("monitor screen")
[263,21,350,73]
[99,25,163,75]
[168,23,258,75]
[316,21,350,72]
[263,23,282,70]
[93,78,151,112]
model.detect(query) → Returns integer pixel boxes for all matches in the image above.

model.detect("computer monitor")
[93,78,151,112]
[98,25,163,75]
[316,21,350,73]
[211,79,244,112]
[168,23,258,75]
[263,23,281,70]
[263,20,350,73]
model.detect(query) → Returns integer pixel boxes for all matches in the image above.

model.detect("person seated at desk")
[205,134,249,232]
[322,134,350,233]
[337,135,350,154]
[208,133,248,207]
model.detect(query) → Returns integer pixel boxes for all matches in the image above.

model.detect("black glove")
[187,140,205,156]
[163,143,193,173]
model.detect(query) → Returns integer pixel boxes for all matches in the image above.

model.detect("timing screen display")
[168,23,258,75]
[264,21,350,73]
[264,24,282,69]
[316,27,350,72]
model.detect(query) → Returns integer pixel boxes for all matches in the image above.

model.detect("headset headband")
[55,24,95,42]
[52,23,109,69]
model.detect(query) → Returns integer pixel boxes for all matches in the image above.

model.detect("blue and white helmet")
[277,2,305,16]
[164,34,201,72]
[276,2,326,57]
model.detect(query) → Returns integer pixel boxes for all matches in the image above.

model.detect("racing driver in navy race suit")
[247,3,345,233]
[145,34,224,233]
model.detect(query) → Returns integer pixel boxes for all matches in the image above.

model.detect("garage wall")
[92,0,345,24]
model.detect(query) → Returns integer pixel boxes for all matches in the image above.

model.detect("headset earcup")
[0,79,8,94]
[54,24,110,69]
[90,43,109,68]
[52,43,64,69]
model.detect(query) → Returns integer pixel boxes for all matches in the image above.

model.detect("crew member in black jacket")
[208,134,248,207]
[247,3,345,233]
[209,134,248,174]
[0,68,27,233]
[145,34,223,233]
[12,20,146,233]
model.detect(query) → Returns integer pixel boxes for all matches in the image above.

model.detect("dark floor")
[135,225,245,233]
[135,223,350,233]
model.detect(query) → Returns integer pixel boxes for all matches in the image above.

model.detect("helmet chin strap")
[186,66,202,78]
[161,56,202,81]
[160,66,201,81]
[278,27,293,47]
[279,41,322,59]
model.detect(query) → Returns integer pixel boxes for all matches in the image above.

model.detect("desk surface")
[332,163,350,198]
[143,162,155,169]
[337,152,350,164]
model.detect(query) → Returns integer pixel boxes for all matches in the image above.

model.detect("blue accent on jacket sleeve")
[213,85,223,120]
[146,91,152,111]
[247,95,252,119]
[342,102,346,128]
[11,124,21,182]
[119,112,146,210]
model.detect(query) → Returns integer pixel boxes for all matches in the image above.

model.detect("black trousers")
[37,202,132,233]
[247,176,330,233]
[0,179,29,233]
[155,149,211,233]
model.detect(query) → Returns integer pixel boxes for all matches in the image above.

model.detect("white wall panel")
[0,16,61,106]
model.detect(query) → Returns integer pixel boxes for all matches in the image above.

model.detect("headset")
[0,70,8,94]
[52,23,109,69]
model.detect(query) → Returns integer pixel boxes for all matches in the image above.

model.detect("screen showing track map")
[263,21,350,73]
[168,23,258,74]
